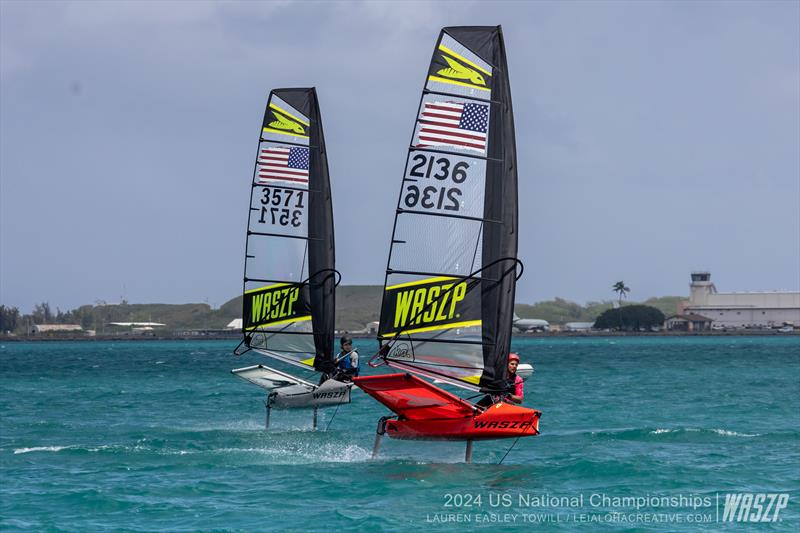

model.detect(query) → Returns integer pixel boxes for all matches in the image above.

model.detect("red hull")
[354,373,541,441]
[387,401,541,441]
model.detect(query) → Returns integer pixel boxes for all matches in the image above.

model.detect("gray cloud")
[1,0,797,312]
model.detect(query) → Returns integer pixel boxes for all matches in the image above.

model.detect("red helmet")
[508,352,520,362]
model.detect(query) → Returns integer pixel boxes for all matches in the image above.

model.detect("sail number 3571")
[258,187,304,227]
[403,154,468,212]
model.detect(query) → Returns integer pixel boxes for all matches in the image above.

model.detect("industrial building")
[28,324,84,335]
[681,272,800,328]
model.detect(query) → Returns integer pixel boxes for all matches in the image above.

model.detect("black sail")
[377,26,519,393]
[460,27,519,392]
[242,88,336,374]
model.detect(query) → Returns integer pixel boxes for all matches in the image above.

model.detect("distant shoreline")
[2,329,796,343]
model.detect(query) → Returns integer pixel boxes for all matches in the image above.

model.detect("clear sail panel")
[390,213,482,277]
[249,322,316,365]
[385,327,484,387]
[245,236,307,283]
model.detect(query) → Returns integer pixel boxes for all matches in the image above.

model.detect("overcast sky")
[1,0,798,313]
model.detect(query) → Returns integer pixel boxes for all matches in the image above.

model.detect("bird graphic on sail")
[267,110,306,135]
[437,55,486,86]
[426,37,493,99]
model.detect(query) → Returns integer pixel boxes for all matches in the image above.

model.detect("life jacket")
[504,373,523,398]
[336,349,359,373]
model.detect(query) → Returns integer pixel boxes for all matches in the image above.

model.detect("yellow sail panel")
[379,277,480,337]
[245,315,312,332]
[384,319,482,337]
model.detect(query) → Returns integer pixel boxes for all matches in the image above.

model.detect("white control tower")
[689,271,717,307]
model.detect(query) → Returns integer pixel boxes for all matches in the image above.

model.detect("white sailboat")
[232,88,350,428]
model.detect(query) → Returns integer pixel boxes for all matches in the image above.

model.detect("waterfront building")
[664,314,712,332]
[682,272,800,328]
[28,324,84,335]
[564,322,595,332]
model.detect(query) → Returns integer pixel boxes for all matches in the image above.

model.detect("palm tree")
[612,281,630,307]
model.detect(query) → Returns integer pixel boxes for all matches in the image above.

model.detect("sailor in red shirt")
[504,352,524,404]
[476,352,525,408]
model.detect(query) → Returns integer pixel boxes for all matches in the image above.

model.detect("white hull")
[271,378,351,409]
[232,364,351,409]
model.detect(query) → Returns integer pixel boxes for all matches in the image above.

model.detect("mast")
[242,88,337,375]
[304,89,336,375]
[375,26,520,393]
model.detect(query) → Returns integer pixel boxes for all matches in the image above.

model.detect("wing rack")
[355,373,541,442]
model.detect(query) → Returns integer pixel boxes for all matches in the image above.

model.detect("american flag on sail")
[257,146,310,184]
[417,101,488,153]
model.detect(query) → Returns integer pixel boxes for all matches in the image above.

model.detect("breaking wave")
[14,446,73,454]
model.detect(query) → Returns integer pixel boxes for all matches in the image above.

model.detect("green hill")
[641,296,685,317]
[213,285,383,331]
[81,302,238,332]
[335,285,383,331]
[11,289,685,334]
[515,296,684,325]
[515,298,602,324]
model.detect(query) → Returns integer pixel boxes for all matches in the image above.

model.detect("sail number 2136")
[403,154,468,212]
[258,186,304,228]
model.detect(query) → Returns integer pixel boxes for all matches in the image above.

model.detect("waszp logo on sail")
[394,282,467,328]
[251,287,299,323]
[719,493,788,522]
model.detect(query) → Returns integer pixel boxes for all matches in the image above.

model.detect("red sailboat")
[354,26,541,462]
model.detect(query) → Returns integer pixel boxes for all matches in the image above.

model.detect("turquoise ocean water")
[1,336,798,531]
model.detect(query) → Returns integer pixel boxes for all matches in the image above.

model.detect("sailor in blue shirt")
[333,335,359,381]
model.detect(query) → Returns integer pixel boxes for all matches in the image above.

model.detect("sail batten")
[396,209,500,224]
[404,143,505,162]
[421,90,504,105]
[247,231,312,241]
[377,26,519,393]
[250,183,311,193]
